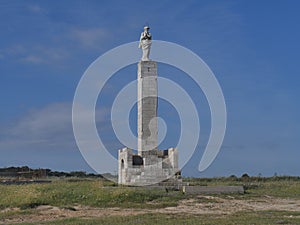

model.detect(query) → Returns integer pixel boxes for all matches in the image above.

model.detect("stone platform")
[118,147,179,186]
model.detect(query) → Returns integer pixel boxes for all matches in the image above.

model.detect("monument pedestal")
[118,61,179,186]
[118,147,179,186]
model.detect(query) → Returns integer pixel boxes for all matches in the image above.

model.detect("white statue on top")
[139,26,152,61]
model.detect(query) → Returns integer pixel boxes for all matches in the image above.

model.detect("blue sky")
[0,0,300,177]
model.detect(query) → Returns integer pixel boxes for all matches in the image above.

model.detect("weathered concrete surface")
[138,61,158,157]
[183,186,244,194]
[118,147,179,186]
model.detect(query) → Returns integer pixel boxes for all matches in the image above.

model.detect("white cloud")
[1,102,109,150]
[5,103,73,147]
[20,46,69,65]
[0,102,114,172]
[5,44,26,55]
[28,4,43,14]
[3,27,109,64]
[21,55,46,64]
[2,26,110,65]
[3,44,70,65]
[70,27,110,49]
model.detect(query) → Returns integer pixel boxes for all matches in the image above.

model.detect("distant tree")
[241,173,249,178]
[0,166,103,178]
[229,175,238,180]
[258,173,262,177]
[69,171,87,177]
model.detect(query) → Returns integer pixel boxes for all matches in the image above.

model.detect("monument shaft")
[138,61,158,157]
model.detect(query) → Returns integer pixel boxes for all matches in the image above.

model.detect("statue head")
[144,26,150,31]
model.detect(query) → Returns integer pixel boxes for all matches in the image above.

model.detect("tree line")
[0,166,103,178]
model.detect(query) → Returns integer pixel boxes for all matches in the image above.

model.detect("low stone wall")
[183,185,244,194]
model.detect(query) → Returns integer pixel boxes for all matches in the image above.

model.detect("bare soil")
[1,195,300,224]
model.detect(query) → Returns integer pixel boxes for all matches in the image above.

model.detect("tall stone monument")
[118,26,179,186]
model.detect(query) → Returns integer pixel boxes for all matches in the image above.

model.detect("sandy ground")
[1,195,300,224]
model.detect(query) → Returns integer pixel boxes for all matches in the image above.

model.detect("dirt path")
[0,206,144,224]
[2,196,300,224]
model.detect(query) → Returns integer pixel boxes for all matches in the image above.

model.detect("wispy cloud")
[20,46,69,65]
[21,55,47,64]
[69,27,110,49]
[28,4,44,14]
[5,44,26,55]
[0,102,109,150]
[0,102,113,171]
[2,44,70,65]
[4,103,73,146]
[2,27,110,64]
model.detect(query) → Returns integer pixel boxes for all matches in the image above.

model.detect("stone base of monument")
[118,147,180,186]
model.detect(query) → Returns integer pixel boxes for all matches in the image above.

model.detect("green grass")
[16,211,300,225]
[1,177,300,209]
[184,176,300,199]
[0,179,182,210]
[0,209,31,220]
[1,177,300,224]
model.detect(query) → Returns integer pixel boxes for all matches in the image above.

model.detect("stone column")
[137,61,158,158]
